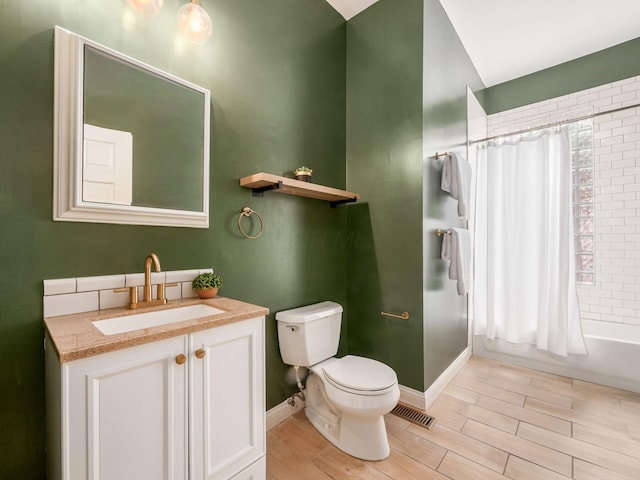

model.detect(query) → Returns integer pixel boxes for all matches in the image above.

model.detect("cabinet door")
[64,335,189,480]
[230,457,266,480]
[190,317,265,480]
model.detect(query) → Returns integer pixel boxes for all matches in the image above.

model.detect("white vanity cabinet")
[46,316,265,480]
[190,319,265,480]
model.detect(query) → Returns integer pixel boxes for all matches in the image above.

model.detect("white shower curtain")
[474,127,588,356]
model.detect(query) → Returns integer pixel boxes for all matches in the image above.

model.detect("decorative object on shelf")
[238,207,264,239]
[192,272,222,298]
[178,0,213,44]
[240,172,359,208]
[294,166,313,182]
[128,0,164,15]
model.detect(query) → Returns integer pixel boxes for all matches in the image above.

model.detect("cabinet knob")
[175,354,187,365]
[195,348,206,359]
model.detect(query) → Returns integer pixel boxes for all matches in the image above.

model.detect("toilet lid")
[322,355,397,393]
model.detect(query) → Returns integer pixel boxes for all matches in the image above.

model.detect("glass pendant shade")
[178,1,212,45]
[127,0,164,16]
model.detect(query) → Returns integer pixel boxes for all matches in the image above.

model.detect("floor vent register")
[391,403,437,430]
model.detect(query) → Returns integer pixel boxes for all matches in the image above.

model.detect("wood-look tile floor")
[266,356,640,479]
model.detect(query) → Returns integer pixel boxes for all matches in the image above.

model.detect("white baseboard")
[424,346,471,408]
[399,346,471,411]
[266,393,305,431]
[398,384,428,410]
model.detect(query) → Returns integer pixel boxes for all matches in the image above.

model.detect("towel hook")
[436,229,452,237]
[434,152,450,159]
[238,207,264,239]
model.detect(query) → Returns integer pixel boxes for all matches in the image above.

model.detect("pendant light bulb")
[178,0,212,45]
[127,0,164,16]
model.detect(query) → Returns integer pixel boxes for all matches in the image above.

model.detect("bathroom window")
[570,119,594,285]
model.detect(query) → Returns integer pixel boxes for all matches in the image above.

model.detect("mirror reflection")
[82,46,205,212]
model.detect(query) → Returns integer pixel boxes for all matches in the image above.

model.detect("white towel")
[441,152,471,220]
[441,228,470,296]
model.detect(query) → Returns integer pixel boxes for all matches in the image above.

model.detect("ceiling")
[324,0,379,20]
[326,0,640,87]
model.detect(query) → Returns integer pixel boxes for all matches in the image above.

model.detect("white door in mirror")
[83,124,133,205]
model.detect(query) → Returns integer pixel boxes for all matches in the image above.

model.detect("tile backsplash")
[43,268,213,318]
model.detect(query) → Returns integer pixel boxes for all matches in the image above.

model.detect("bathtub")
[472,319,640,393]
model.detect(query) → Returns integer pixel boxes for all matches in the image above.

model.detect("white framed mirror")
[53,26,210,228]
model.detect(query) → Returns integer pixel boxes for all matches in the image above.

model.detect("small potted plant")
[192,272,223,299]
[294,166,313,182]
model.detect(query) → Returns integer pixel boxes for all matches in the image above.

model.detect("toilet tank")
[276,301,343,367]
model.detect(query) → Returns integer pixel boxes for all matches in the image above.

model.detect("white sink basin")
[92,304,225,336]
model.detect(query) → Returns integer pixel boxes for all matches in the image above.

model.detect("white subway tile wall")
[487,76,640,327]
[43,278,77,296]
[43,268,212,318]
[98,289,130,311]
[76,274,125,293]
[43,291,99,318]
[181,282,199,299]
[165,269,200,283]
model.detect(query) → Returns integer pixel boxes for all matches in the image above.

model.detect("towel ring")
[238,207,264,239]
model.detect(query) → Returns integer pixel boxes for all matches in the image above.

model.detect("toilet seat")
[321,355,397,396]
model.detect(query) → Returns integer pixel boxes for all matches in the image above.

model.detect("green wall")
[345,0,484,391]
[422,0,484,387]
[484,36,640,114]
[345,0,425,390]
[0,1,346,477]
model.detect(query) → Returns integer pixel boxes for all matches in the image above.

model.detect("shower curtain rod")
[470,100,640,145]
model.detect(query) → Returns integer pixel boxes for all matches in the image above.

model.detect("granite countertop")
[44,296,269,363]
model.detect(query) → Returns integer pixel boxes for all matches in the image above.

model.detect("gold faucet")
[143,253,162,305]
[114,253,177,309]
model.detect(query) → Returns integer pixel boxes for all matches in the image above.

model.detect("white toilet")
[276,301,400,461]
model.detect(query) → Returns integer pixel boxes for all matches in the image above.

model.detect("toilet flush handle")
[286,325,299,332]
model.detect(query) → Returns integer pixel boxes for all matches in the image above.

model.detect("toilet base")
[305,408,391,461]
[304,374,392,461]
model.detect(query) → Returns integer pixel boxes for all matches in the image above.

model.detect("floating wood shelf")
[240,172,360,208]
